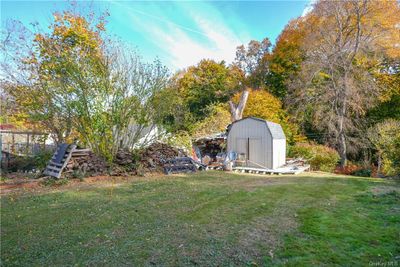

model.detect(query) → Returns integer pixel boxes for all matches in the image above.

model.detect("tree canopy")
[1,0,399,173]
[2,9,169,161]
[284,0,400,166]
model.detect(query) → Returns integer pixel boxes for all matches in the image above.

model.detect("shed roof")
[227,117,286,140]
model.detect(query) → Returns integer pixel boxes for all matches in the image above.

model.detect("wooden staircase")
[43,144,76,178]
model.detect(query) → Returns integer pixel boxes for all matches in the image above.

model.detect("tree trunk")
[377,152,382,177]
[338,128,347,167]
[338,72,350,167]
[228,90,249,122]
[337,93,347,167]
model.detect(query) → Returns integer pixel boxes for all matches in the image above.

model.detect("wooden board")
[43,144,77,178]
[232,165,310,175]
[164,157,205,174]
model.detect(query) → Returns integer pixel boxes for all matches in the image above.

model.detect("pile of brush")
[138,142,187,172]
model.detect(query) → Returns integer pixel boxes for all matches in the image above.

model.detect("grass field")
[1,171,399,266]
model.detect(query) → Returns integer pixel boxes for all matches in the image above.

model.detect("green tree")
[368,119,400,176]
[286,0,400,166]
[167,59,242,128]
[2,10,169,161]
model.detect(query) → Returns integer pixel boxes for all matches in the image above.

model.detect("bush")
[368,119,400,176]
[351,168,372,177]
[192,104,231,139]
[289,142,339,172]
[2,149,53,173]
[163,131,192,153]
[335,162,376,177]
[335,162,361,175]
[33,150,53,170]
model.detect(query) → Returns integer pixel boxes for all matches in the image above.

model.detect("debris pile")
[138,142,187,172]
[114,149,136,166]
[164,157,201,174]
[65,149,109,176]
[62,142,192,177]
[193,133,226,160]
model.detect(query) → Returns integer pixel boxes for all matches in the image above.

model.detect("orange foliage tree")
[286,0,400,166]
[231,89,304,144]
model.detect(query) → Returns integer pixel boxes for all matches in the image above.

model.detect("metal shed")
[227,117,286,169]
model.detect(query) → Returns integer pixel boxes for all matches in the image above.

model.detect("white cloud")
[113,1,247,70]
[301,0,317,17]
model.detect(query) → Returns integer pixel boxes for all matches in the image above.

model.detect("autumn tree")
[167,60,242,126]
[367,58,400,122]
[231,89,302,144]
[1,11,107,142]
[192,104,232,138]
[368,119,400,176]
[266,18,307,99]
[234,38,271,89]
[286,0,400,166]
[1,10,169,160]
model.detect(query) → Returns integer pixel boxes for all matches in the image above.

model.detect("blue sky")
[1,0,310,70]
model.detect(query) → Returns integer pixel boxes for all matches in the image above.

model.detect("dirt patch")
[233,209,298,263]
[0,172,177,196]
[0,180,41,190]
[370,185,400,196]
[0,176,43,194]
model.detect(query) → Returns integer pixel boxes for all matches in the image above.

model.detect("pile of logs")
[63,142,188,177]
[193,133,226,160]
[65,149,109,176]
[138,142,187,172]
[114,149,136,166]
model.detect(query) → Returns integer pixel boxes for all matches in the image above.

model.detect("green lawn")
[1,171,399,266]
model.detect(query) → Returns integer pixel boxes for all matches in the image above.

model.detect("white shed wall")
[272,139,286,169]
[227,117,286,170]
[227,119,273,168]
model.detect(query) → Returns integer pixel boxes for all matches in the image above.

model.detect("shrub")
[351,168,372,177]
[192,104,231,139]
[368,119,400,176]
[289,142,339,172]
[2,148,53,174]
[335,162,376,177]
[33,150,53,170]
[163,131,192,153]
[335,162,361,175]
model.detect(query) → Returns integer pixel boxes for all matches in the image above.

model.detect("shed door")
[249,138,263,168]
[236,138,247,158]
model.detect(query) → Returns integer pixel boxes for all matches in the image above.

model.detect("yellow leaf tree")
[232,89,304,144]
